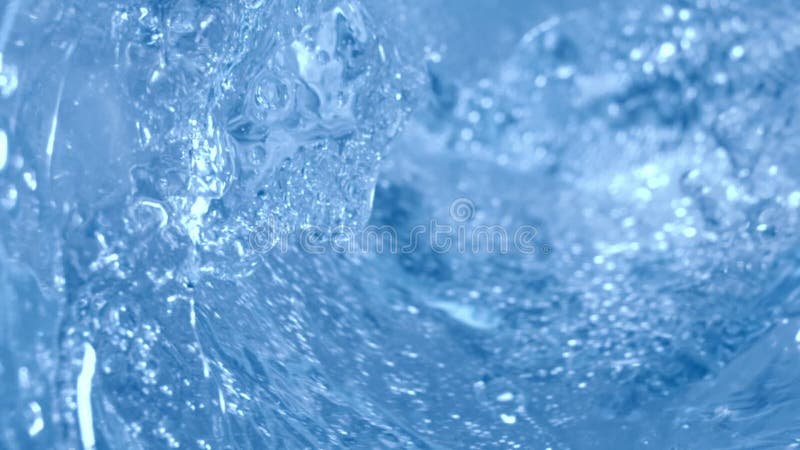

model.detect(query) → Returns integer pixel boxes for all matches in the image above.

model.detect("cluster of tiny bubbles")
[0,0,425,448]
[108,0,420,252]
[377,0,800,444]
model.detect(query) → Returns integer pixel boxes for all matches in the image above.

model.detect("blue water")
[2,0,800,448]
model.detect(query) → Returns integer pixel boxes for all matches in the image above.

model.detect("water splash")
[2,0,800,448]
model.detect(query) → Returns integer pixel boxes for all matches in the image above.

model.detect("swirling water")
[2,0,800,448]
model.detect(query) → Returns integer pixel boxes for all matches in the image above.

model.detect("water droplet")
[787,191,800,208]
[0,129,6,171]
[496,392,514,402]
[27,402,44,437]
[23,171,36,191]
[730,45,745,60]
[0,62,18,97]
[657,42,677,61]
[500,413,517,424]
